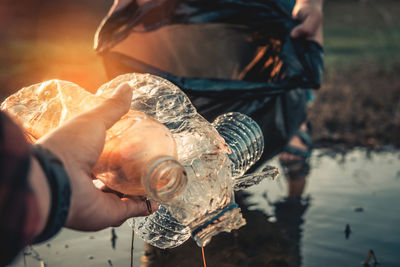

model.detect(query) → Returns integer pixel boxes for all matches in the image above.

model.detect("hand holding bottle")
[35,83,158,231]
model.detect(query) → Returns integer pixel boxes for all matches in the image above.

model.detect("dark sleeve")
[0,111,40,266]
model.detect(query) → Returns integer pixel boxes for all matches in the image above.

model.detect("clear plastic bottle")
[92,109,187,202]
[212,112,264,178]
[131,111,267,248]
[2,74,278,248]
[0,79,187,203]
[93,73,278,248]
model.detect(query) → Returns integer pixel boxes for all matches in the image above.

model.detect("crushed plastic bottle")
[1,73,278,248]
[0,79,187,203]
[96,73,279,248]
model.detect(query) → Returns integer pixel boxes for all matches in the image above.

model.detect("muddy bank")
[309,63,400,150]
[310,0,400,150]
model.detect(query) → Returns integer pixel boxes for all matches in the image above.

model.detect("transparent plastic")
[95,73,278,248]
[0,79,187,204]
[1,74,278,248]
[212,112,264,178]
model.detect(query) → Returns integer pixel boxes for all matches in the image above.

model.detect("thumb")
[90,83,133,129]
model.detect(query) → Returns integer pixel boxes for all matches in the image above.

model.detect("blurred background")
[0,0,110,96]
[1,0,400,266]
[1,0,399,148]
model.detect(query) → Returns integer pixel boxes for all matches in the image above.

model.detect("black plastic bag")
[94,0,323,163]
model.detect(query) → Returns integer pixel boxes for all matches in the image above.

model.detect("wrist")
[28,157,51,237]
[31,145,72,243]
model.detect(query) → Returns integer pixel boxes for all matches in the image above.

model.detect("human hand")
[291,0,323,45]
[36,83,158,231]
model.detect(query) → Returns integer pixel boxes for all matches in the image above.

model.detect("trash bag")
[94,0,324,164]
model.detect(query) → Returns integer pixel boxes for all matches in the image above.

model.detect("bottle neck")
[143,156,187,204]
[212,112,264,177]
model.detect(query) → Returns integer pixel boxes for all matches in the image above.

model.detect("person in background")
[279,0,323,178]
[0,83,158,266]
[97,0,323,171]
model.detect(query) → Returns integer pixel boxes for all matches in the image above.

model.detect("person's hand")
[36,83,158,231]
[291,0,323,45]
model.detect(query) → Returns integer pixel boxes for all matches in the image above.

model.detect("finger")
[121,197,159,218]
[97,192,159,228]
[291,10,322,39]
[291,19,318,39]
[88,83,133,129]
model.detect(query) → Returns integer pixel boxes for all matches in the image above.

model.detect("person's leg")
[279,122,310,162]
[279,121,312,180]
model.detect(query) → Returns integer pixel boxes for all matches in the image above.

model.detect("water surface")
[10,149,400,266]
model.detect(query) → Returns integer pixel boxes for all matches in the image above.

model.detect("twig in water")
[23,251,27,267]
[130,228,135,267]
[111,228,117,249]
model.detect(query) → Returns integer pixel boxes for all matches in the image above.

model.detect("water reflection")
[139,149,400,267]
[9,149,399,267]
[12,149,400,267]
[141,165,311,267]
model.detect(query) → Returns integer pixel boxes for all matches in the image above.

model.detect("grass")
[309,0,400,149]
[323,0,400,67]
